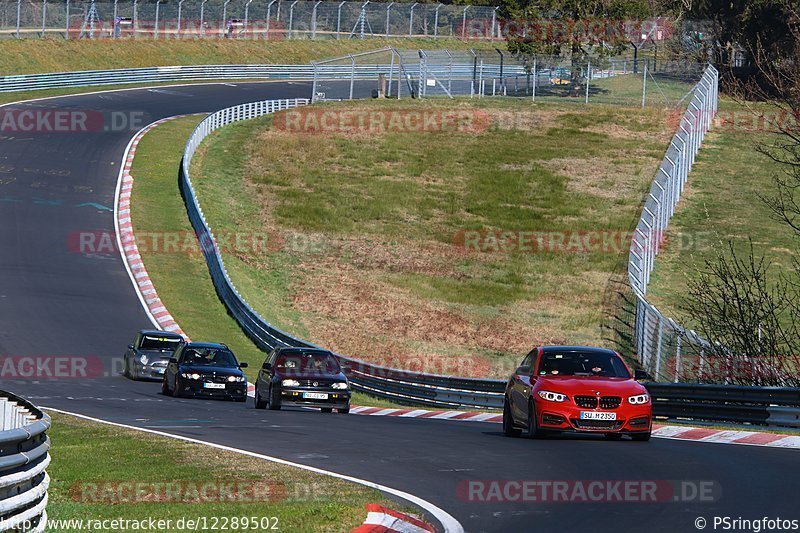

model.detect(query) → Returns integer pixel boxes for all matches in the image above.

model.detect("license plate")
[580,411,616,420]
[303,392,328,400]
[203,383,225,389]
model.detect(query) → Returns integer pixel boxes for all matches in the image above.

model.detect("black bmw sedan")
[254,347,350,413]
[162,342,248,402]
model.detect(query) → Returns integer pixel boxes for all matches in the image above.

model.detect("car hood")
[536,376,646,396]
[178,365,244,377]
[274,371,347,382]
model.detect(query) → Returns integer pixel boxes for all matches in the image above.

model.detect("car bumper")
[135,363,167,380]
[535,400,652,433]
[180,381,248,399]
[280,388,350,409]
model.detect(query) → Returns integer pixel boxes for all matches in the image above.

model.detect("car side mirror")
[262,362,272,371]
[169,358,178,364]
[515,366,530,376]
[239,362,249,369]
[128,344,134,350]
[634,369,652,381]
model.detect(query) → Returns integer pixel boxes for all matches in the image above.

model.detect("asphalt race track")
[1,81,798,532]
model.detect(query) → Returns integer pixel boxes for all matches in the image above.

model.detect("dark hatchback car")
[162,342,248,402]
[123,329,184,381]
[254,347,350,413]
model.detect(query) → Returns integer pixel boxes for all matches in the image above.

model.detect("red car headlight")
[628,393,650,405]
[538,390,569,402]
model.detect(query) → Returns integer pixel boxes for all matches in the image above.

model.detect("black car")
[162,342,248,402]
[123,329,184,381]
[254,347,350,413]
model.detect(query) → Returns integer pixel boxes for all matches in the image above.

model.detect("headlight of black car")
[331,382,348,390]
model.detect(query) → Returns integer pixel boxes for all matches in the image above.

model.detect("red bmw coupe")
[503,346,652,441]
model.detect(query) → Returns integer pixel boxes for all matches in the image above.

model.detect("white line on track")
[44,407,464,533]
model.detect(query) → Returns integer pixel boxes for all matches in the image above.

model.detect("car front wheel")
[525,400,545,439]
[172,377,184,398]
[631,432,651,442]
[161,377,170,395]
[337,406,350,414]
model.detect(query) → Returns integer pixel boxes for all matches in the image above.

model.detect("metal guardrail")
[0,390,50,533]
[179,97,505,410]
[626,64,719,382]
[0,62,522,93]
[646,382,800,428]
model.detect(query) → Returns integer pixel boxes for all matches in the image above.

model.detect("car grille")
[571,419,624,430]
[574,396,598,409]
[298,379,334,388]
[599,396,621,409]
[203,375,231,384]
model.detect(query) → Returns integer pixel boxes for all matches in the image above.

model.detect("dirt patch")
[547,156,654,200]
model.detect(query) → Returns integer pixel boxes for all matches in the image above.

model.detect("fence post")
[674,333,682,383]
[531,55,536,102]
[311,0,321,39]
[222,0,231,38]
[387,50,395,97]
[243,0,253,38]
[64,0,69,39]
[311,61,319,102]
[336,0,345,38]
[654,315,664,379]
[266,0,276,40]
[349,54,355,100]
[178,0,185,39]
[641,63,647,108]
[16,0,21,38]
[384,2,392,37]
[408,2,417,37]
[433,3,441,39]
[41,0,47,38]
[288,0,298,39]
[490,6,497,42]
[199,0,207,37]
[461,5,469,40]
[154,0,162,40]
[584,59,590,104]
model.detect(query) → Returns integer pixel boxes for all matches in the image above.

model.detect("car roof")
[538,345,618,355]
[138,329,184,339]
[184,342,229,349]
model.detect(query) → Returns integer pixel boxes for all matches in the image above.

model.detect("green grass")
[188,98,674,377]
[46,412,396,532]
[0,38,499,75]
[646,98,798,319]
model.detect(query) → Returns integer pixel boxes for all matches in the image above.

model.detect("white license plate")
[303,392,328,400]
[580,411,616,420]
[203,383,226,389]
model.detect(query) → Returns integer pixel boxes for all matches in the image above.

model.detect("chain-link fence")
[602,64,719,383]
[0,0,502,40]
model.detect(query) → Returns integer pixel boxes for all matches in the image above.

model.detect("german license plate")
[580,411,616,420]
[303,392,328,400]
[203,383,225,389]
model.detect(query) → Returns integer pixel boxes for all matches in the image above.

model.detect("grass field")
[646,99,799,319]
[0,38,497,75]
[186,98,674,378]
[46,412,395,531]
[129,115,399,407]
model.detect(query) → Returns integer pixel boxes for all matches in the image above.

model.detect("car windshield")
[537,351,630,378]
[275,352,341,375]
[140,335,182,351]
[182,348,238,368]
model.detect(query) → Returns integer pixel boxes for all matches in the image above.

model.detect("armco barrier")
[0,390,50,533]
[0,63,521,93]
